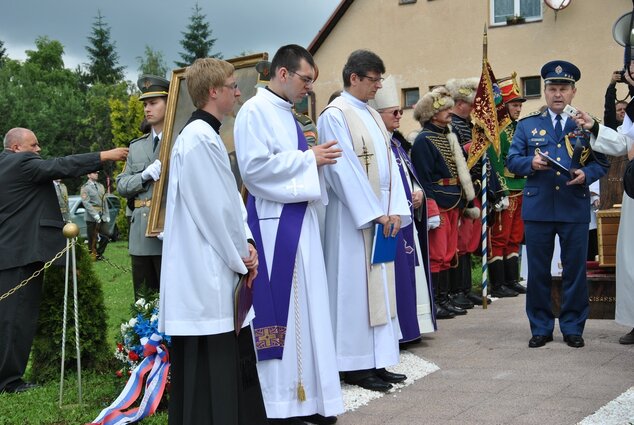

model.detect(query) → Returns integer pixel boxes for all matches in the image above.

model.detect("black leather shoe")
[506,281,526,294]
[269,418,307,425]
[1,381,38,394]
[491,285,518,298]
[528,334,553,348]
[299,414,337,425]
[435,304,455,319]
[619,328,634,344]
[345,375,392,392]
[563,334,585,348]
[449,293,474,309]
[466,292,491,305]
[443,302,467,315]
[375,368,407,384]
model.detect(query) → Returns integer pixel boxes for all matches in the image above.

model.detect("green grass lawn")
[0,241,168,425]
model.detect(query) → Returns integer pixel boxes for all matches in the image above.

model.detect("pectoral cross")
[357,137,374,174]
[285,178,305,197]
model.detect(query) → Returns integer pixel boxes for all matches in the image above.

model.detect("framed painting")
[146,52,268,236]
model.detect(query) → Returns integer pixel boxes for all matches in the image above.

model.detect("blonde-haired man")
[159,57,267,424]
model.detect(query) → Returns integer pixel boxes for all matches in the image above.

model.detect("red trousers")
[489,194,524,259]
[429,208,459,273]
[457,198,482,255]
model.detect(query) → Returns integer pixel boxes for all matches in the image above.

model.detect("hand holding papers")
[536,149,569,176]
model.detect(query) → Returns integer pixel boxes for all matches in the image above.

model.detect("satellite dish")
[613,12,634,47]
[544,0,572,11]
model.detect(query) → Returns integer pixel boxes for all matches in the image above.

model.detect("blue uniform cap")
[540,60,580,84]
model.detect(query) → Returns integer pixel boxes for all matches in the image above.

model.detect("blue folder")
[371,223,398,264]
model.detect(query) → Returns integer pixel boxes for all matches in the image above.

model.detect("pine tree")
[175,3,222,68]
[85,10,125,84]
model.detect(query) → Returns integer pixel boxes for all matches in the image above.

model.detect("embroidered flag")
[467,60,511,169]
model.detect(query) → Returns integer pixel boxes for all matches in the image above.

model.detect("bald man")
[0,127,127,393]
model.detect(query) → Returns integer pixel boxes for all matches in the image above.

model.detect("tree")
[0,39,7,67]
[25,36,64,71]
[175,3,222,67]
[136,45,168,77]
[85,10,125,84]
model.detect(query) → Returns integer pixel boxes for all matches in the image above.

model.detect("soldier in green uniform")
[116,75,169,298]
[487,73,528,296]
[81,171,110,259]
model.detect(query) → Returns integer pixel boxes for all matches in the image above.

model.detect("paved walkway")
[336,295,634,425]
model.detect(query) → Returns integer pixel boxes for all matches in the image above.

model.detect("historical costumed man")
[574,78,634,344]
[410,87,480,320]
[444,77,495,307]
[81,170,110,260]
[0,127,127,393]
[235,45,344,425]
[159,58,267,424]
[368,75,436,342]
[318,49,410,392]
[116,75,169,297]
[507,60,608,349]
[486,73,528,296]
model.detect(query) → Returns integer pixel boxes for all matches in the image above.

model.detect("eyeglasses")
[223,82,238,90]
[381,109,403,117]
[359,75,384,84]
[289,71,314,86]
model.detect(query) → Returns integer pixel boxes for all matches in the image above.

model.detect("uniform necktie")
[555,114,563,140]
[153,135,159,152]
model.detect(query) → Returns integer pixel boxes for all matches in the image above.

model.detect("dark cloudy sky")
[1,0,340,80]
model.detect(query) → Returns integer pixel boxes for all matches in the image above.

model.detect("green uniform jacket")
[488,120,527,192]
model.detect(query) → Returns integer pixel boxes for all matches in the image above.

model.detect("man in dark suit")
[0,127,127,393]
[507,61,609,349]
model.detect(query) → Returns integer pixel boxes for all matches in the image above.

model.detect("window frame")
[402,87,420,109]
[521,75,542,99]
[489,0,543,27]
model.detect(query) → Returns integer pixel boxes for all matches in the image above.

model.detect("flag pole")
[481,23,489,309]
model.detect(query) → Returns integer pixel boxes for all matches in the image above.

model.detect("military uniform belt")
[436,178,459,186]
[93,206,103,212]
[134,199,152,208]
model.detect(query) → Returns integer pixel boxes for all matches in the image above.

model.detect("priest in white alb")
[159,58,267,425]
[317,50,411,393]
[575,101,634,345]
[234,44,344,425]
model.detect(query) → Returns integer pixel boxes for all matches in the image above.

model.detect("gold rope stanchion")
[59,222,82,407]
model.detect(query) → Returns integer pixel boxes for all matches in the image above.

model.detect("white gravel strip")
[579,386,634,425]
[342,351,440,412]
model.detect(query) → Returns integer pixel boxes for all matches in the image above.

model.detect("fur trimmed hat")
[445,77,479,104]
[413,86,454,124]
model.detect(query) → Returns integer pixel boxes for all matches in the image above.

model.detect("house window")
[521,76,541,99]
[403,88,420,108]
[491,0,542,25]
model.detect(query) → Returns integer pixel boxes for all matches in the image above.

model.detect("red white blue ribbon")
[90,333,170,425]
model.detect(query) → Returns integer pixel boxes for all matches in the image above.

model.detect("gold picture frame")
[146,52,268,236]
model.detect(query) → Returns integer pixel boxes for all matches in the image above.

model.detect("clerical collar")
[188,109,222,134]
[341,90,367,109]
[265,86,293,104]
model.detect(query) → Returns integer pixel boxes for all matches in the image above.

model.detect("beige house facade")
[308,0,632,136]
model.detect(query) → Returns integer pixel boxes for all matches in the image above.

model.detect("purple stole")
[391,137,437,332]
[247,121,309,361]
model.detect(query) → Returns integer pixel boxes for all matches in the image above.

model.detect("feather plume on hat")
[413,86,454,124]
[445,77,479,104]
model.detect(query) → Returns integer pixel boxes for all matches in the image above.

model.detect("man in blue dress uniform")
[507,60,609,349]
